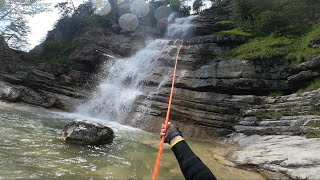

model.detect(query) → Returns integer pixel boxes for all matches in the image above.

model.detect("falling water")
[166,15,196,39]
[76,15,197,122]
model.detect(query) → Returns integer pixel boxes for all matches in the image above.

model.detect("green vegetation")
[224,27,320,62]
[232,0,320,37]
[222,0,320,64]
[306,130,320,138]
[31,37,90,66]
[224,36,294,60]
[218,28,252,37]
[297,79,320,93]
[268,91,284,97]
[309,110,320,116]
[255,111,284,120]
[305,119,320,138]
[288,27,320,65]
[216,20,232,25]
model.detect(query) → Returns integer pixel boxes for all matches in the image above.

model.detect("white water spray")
[76,15,197,122]
[166,15,196,39]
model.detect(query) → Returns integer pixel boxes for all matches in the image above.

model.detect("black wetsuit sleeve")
[171,140,217,180]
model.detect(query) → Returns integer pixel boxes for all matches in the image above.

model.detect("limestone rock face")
[236,89,320,136]
[229,133,320,180]
[195,5,234,36]
[68,29,146,72]
[61,120,114,145]
[288,55,320,89]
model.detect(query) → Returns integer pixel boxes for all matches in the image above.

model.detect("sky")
[26,0,85,50]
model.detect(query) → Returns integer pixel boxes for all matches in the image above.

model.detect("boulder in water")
[60,120,114,145]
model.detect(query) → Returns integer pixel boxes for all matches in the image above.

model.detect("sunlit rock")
[60,120,115,145]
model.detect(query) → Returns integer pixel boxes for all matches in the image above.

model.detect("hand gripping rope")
[152,40,184,180]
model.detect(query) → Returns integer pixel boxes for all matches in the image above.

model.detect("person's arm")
[160,123,217,180]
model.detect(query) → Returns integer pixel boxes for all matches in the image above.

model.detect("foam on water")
[76,39,172,122]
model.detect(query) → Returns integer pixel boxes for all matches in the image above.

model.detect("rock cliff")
[0,36,90,111]
[124,9,319,140]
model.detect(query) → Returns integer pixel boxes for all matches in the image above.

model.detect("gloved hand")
[160,122,183,144]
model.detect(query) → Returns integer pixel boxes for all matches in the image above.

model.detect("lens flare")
[157,18,168,33]
[155,6,173,20]
[130,0,150,17]
[93,0,111,16]
[119,14,139,31]
[118,3,131,16]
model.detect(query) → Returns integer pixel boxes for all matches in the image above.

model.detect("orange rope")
[152,40,183,180]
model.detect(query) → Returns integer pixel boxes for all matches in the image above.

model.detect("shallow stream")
[0,102,264,179]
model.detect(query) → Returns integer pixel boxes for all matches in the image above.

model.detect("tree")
[1,16,30,50]
[193,0,203,14]
[55,1,76,17]
[232,0,320,36]
[0,0,50,50]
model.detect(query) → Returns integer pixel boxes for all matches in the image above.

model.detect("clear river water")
[0,102,264,180]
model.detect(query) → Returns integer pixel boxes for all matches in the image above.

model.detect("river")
[0,102,264,179]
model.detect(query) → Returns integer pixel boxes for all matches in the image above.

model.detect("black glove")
[164,123,183,144]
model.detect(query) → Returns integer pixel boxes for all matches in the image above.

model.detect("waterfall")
[166,15,196,39]
[76,15,197,122]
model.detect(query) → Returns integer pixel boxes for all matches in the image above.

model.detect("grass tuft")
[223,26,320,64]
[224,36,294,60]
[217,28,252,37]
[216,20,233,25]
[297,78,320,93]
[255,111,284,119]
[268,91,284,97]
[306,130,320,138]
[309,110,320,116]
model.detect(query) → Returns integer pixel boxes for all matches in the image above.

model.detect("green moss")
[306,130,320,138]
[216,20,233,25]
[309,110,320,116]
[268,91,284,97]
[217,28,252,37]
[224,36,294,60]
[297,78,320,93]
[255,111,285,119]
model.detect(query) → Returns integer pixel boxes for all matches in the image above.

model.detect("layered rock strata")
[229,133,320,180]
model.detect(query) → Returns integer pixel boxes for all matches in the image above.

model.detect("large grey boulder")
[61,120,115,145]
